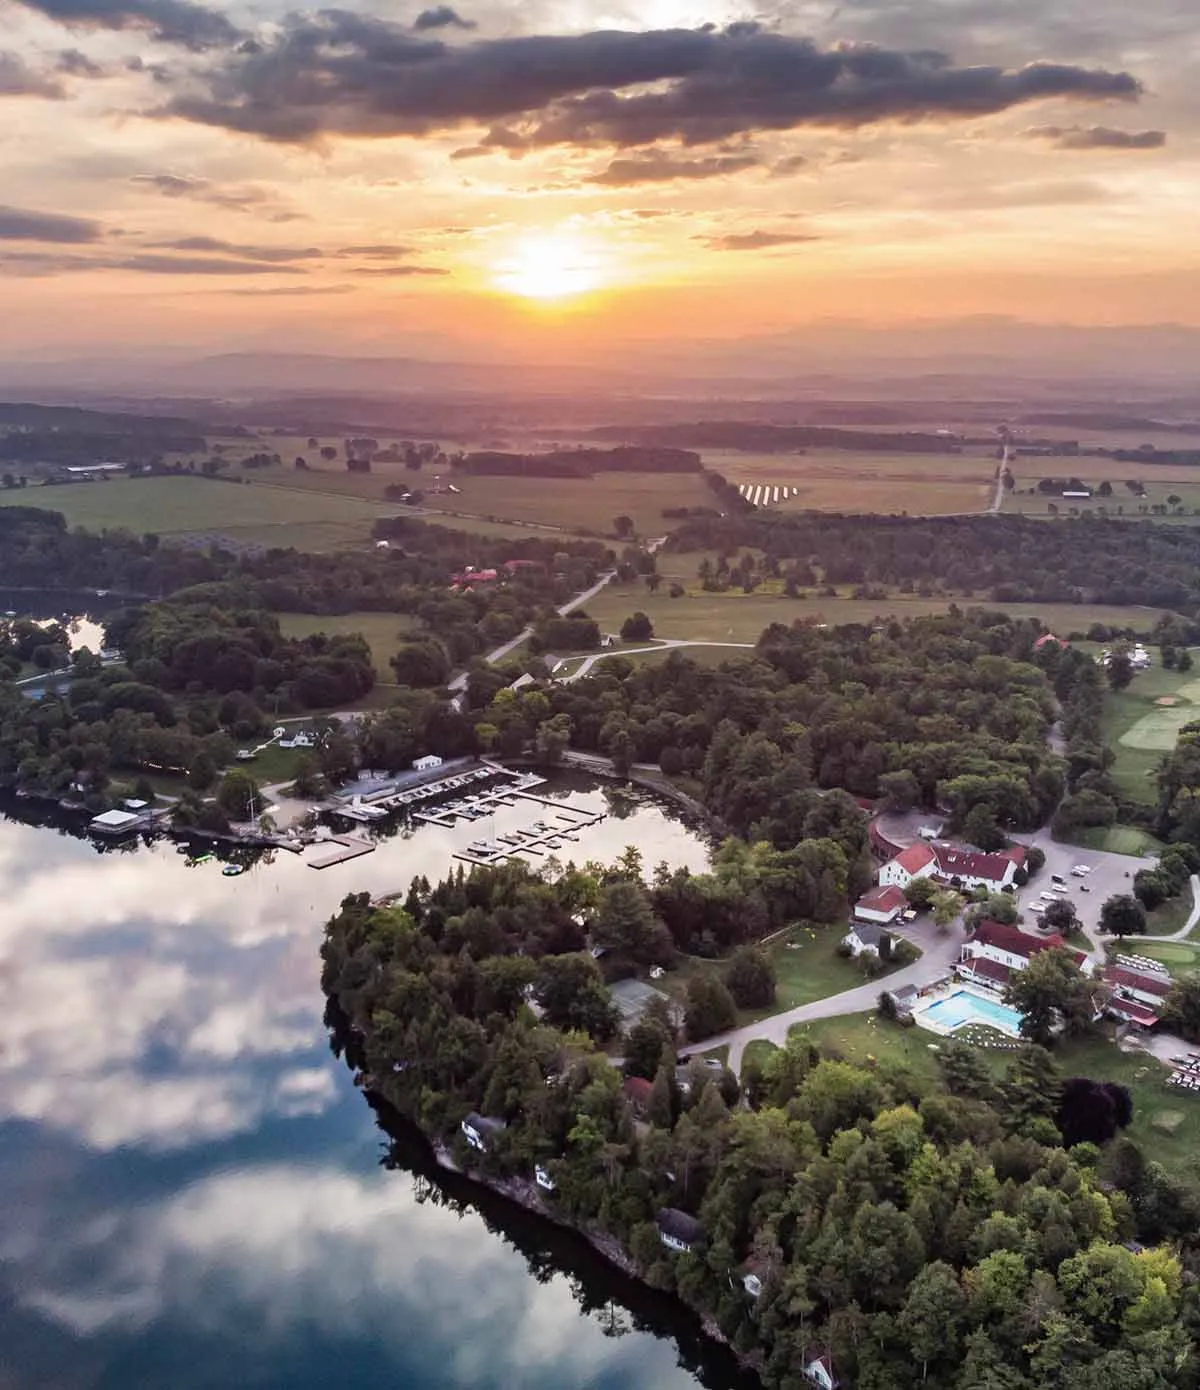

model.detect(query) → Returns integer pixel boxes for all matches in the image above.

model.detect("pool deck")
[911,982,1023,1038]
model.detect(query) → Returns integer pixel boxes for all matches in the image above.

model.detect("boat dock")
[452,798,604,865]
[308,835,378,869]
[330,765,544,824]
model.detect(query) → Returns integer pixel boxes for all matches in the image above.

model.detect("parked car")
[1071,865,1090,876]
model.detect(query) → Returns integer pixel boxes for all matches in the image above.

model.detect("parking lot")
[1010,830,1155,941]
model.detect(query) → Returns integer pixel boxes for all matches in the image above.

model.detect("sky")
[0,0,1196,362]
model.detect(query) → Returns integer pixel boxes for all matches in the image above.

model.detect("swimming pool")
[916,989,1023,1037]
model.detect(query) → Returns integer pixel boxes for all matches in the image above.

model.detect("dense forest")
[323,876,1200,1390]
[473,610,1070,849]
[457,446,703,477]
[667,513,1200,614]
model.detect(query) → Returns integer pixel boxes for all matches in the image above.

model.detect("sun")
[492,231,607,303]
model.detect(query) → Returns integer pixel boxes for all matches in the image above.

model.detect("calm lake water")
[0,778,751,1390]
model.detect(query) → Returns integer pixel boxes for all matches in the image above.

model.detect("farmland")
[0,475,387,550]
[699,447,995,516]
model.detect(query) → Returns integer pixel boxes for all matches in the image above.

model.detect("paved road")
[448,569,616,697]
[563,640,755,682]
[700,919,964,1075]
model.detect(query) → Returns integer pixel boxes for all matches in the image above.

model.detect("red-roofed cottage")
[878,842,937,889]
[853,885,909,924]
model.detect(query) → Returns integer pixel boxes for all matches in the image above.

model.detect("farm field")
[1003,481,1200,522]
[275,611,417,678]
[584,577,1175,646]
[700,447,994,515]
[1100,658,1200,803]
[261,464,712,537]
[0,475,387,550]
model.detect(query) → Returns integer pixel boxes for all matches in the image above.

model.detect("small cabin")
[414,754,443,772]
[461,1112,506,1152]
[656,1208,703,1254]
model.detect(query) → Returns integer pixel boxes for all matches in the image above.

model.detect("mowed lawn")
[701,448,995,516]
[1100,659,1200,803]
[1132,939,1200,975]
[585,576,1177,647]
[0,475,386,550]
[275,611,417,677]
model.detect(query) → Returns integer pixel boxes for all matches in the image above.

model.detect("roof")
[656,1208,704,1243]
[463,1111,507,1135]
[856,885,908,915]
[848,921,885,947]
[890,843,937,875]
[1104,965,1172,999]
[1108,997,1160,1027]
[968,920,1069,961]
[932,844,1023,881]
[91,808,139,828]
[888,983,920,1003]
[964,956,1013,986]
[1033,633,1068,650]
[622,1076,654,1106]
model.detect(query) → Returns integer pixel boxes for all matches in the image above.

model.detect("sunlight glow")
[492,231,608,302]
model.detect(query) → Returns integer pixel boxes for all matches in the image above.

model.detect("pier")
[308,835,377,869]
[452,797,605,866]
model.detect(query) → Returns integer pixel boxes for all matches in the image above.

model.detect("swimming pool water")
[920,990,1023,1035]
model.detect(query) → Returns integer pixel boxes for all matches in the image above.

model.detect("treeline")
[589,421,961,454]
[323,880,1200,1390]
[668,512,1200,613]
[457,446,702,477]
[0,507,609,615]
[475,610,1065,847]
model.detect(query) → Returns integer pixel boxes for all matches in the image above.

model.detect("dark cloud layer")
[13,0,239,51]
[150,234,322,261]
[705,229,819,251]
[0,249,303,276]
[588,149,760,185]
[1027,124,1166,150]
[413,6,475,31]
[0,52,66,98]
[352,264,448,276]
[0,205,103,243]
[161,16,1142,149]
[129,173,300,221]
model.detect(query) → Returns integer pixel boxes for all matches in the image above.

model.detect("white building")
[853,884,908,924]
[878,841,1024,894]
[414,754,443,772]
[959,920,1087,990]
[842,921,887,958]
[877,842,937,889]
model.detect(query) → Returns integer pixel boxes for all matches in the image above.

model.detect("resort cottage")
[656,1208,703,1254]
[959,920,1087,990]
[413,754,443,772]
[841,921,889,959]
[878,841,1025,894]
[852,884,908,924]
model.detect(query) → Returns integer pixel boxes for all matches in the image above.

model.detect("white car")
[1071,865,1090,876]
[1051,885,1071,896]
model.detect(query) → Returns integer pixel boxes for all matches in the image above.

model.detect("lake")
[0,779,752,1390]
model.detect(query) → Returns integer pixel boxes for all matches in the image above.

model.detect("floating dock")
[452,798,605,865]
[308,835,377,869]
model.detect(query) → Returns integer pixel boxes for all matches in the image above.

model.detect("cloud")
[160,17,1142,149]
[413,5,475,31]
[0,52,66,98]
[57,47,107,78]
[928,177,1112,209]
[704,229,819,250]
[351,264,449,276]
[0,250,306,276]
[1026,124,1166,150]
[150,235,323,262]
[0,205,103,243]
[13,0,241,50]
[332,244,416,258]
[129,173,300,221]
[771,153,809,176]
[225,284,354,297]
[587,149,760,185]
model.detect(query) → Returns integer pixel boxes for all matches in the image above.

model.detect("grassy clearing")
[665,924,895,1026]
[788,1012,947,1090]
[275,611,417,677]
[1070,824,1164,856]
[585,575,1174,647]
[1100,660,1200,803]
[1130,939,1200,975]
[0,476,386,550]
[1142,883,1196,938]
[701,448,994,516]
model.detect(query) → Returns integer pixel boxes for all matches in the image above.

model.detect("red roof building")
[1107,997,1160,1029]
[930,843,1025,890]
[1104,965,1172,1001]
[960,955,1013,988]
[878,842,937,888]
[1033,633,1069,651]
[853,885,909,923]
[622,1077,654,1115]
[962,920,1087,970]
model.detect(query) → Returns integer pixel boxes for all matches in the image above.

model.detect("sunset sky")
[0,0,1196,361]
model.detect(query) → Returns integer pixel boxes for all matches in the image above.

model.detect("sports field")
[700,448,994,516]
[0,475,387,550]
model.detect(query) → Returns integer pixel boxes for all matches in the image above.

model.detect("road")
[448,569,617,697]
[562,640,755,682]
[701,918,965,1076]
[988,444,1010,515]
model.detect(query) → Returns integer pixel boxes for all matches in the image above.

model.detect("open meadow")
[0,475,387,550]
[699,447,995,515]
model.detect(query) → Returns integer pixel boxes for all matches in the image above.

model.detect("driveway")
[699,916,964,1076]
[1009,829,1154,949]
[562,640,755,682]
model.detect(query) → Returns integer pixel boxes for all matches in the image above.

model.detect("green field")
[0,476,387,550]
[1070,824,1164,856]
[700,448,994,516]
[275,611,416,677]
[1098,660,1200,803]
[1132,940,1200,974]
[584,576,1175,647]
[667,924,900,1027]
